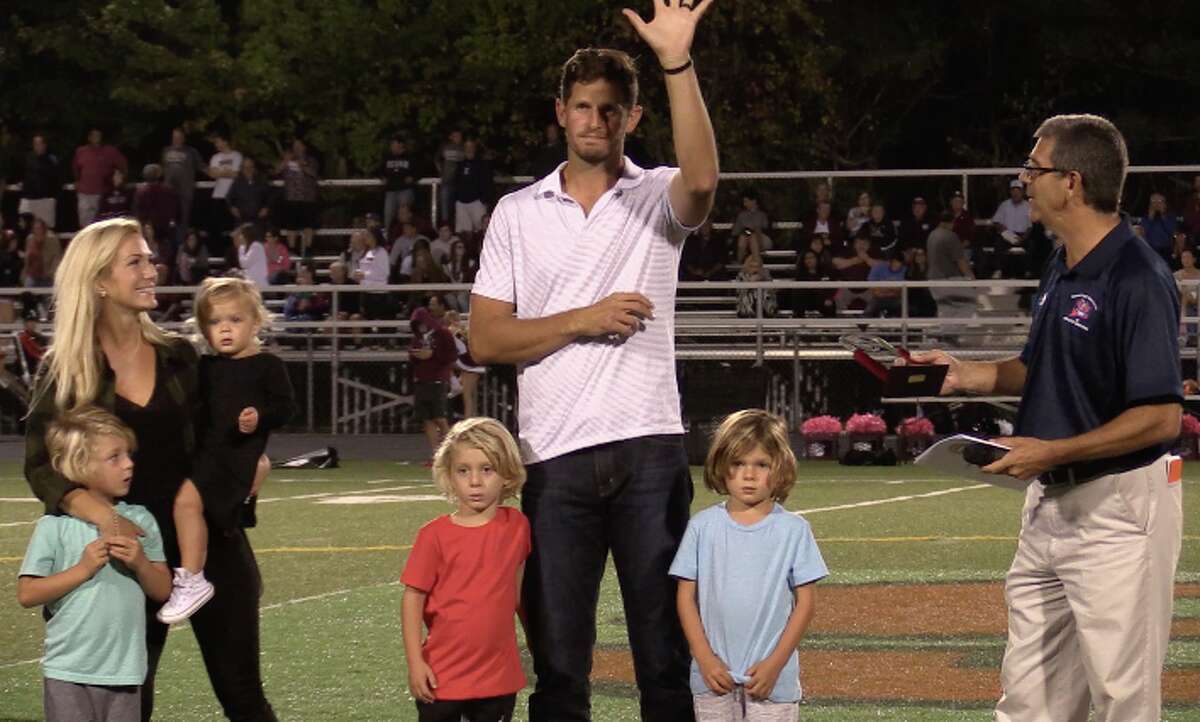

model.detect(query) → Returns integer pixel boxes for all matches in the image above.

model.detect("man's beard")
[570,137,618,164]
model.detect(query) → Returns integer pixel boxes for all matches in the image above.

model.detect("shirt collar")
[1056,217,1134,280]
[535,156,646,200]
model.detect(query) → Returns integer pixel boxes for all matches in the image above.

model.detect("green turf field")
[1,461,1196,721]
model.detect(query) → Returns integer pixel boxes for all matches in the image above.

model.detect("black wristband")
[662,58,693,75]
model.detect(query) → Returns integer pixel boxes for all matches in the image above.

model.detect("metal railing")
[3,276,1197,431]
[14,163,1200,240]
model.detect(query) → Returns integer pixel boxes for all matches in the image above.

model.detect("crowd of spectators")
[2,127,1199,332]
[683,175,1200,322]
[0,126,508,299]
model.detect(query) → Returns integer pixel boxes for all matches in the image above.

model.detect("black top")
[192,353,296,530]
[23,151,61,199]
[1016,219,1182,471]
[115,358,192,514]
[381,151,415,192]
[25,336,199,517]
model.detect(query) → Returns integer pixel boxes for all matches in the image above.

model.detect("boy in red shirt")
[401,417,530,722]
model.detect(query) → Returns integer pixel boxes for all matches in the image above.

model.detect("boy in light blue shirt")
[670,410,828,721]
[17,407,171,722]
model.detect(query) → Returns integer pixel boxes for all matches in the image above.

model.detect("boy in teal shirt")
[17,407,171,722]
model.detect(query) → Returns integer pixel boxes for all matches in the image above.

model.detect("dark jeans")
[522,434,694,722]
[416,693,516,722]
[144,520,275,722]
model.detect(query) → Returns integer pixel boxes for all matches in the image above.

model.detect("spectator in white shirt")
[234,223,269,287]
[992,179,1032,243]
[207,133,243,252]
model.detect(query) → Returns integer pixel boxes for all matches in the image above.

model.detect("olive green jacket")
[24,336,199,515]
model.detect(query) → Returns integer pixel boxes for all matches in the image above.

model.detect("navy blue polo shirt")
[1015,219,1182,472]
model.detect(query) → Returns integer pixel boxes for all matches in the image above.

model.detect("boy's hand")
[106,535,147,572]
[746,656,785,700]
[411,348,433,360]
[78,538,110,575]
[238,407,259,434]
[697,652,735,694]
[407,658,438,703]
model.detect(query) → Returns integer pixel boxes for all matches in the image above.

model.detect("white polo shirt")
[473,158,696,463]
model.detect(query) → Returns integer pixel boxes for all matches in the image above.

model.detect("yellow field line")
[255,544,412,554]
[819,535,1017,543]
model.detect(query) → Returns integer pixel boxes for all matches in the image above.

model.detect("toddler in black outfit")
[157,277,295,624]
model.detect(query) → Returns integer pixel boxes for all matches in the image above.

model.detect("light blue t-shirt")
[669,502,828,702]
[19,502,165,685]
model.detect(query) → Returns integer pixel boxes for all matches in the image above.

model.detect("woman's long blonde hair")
[40,217,170,411]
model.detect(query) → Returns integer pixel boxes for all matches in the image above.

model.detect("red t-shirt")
[401,506,530,700]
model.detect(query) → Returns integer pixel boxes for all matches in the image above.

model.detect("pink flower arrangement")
[800,415,843,436]
[846,413,887,435]
[896,416,935,438]
[1182,414,1200,437]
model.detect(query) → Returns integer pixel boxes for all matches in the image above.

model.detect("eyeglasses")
[1020,160,1072,181]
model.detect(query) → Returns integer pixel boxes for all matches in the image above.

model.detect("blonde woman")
[24,217,277,721]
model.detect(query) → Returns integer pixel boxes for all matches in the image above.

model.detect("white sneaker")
[156,568,215,624]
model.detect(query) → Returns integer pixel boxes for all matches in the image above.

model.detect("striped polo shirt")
[473,158,696,463]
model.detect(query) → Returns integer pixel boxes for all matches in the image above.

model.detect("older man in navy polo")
[910,114,1183,722]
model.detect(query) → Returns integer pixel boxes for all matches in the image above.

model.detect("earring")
[98,289,108,298]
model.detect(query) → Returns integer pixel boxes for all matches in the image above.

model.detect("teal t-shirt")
[19,502,165,685]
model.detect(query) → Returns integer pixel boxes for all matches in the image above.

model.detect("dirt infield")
[592,582,1200,704]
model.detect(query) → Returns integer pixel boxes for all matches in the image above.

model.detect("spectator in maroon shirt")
[133,163,179,249]
[410,306,458,462]
[72,128,127,228]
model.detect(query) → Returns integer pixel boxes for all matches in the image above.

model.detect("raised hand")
[622,0,715,67]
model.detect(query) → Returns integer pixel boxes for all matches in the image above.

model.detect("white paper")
[914,434,1029,491]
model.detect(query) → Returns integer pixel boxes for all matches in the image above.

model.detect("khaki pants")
[995,455,1183,722]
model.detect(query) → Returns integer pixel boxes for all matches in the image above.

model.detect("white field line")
[257,485,415,503]
[0,486,426,528]
[796,483,990,515]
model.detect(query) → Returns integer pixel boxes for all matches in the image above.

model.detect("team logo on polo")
[1062,294,1098,331]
